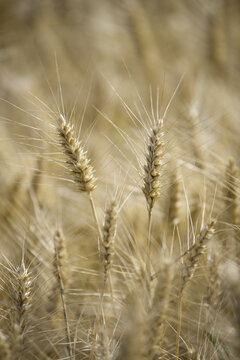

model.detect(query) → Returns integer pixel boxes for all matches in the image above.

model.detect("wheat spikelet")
[181,220,215,291]
[58,114,96,193]
[168,169,182,226]
[103,200,117,281]
[142,119,164,213]
[54,230,68,283]
[48,229,68,313]
[8,261,32,359]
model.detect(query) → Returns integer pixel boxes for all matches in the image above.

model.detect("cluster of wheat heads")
[0,81,239,360]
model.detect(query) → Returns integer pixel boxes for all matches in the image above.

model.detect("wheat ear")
[89,201,117,360]
[143,118,165,282]
[58,114,103,248]
[176,220,215,358]
[48,229,68,313]
[58,114,96,193]
[53,230,72,360]
[168,169,182,227]
[142,118,164,213]
[181,220,215,291]
[9,261,32,360]
[103,200,117,284]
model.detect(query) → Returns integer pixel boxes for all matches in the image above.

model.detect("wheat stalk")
[57,114,103,250]
[53,230,72,360]
[8,261,32,360]
[176,220,215,358]
[143,118,165,285]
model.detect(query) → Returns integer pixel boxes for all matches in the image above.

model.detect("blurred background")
[0,0,240,211]
[0,0,239,118]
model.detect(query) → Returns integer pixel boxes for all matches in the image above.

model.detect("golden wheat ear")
[142,117,165,285]
[58,114,96,193]
[48,229,69,313]
[6,261,32,360]
[142,118,164,214]
[103,200,118,281]
[57,114,103,251]
[181,220,215,291]
[176,220,215,358]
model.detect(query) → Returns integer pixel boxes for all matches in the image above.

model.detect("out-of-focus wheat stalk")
[53,230,72,360]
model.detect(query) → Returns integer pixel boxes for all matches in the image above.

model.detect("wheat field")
[0,1,240,359]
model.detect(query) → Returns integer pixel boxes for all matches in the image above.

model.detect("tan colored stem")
[88,192,103,251]
[146,209,153,291]
[54,237,72,360]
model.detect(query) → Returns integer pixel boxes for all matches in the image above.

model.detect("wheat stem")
[145,209,153,289]
[88,192,103,250]
[54,231,72,360]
